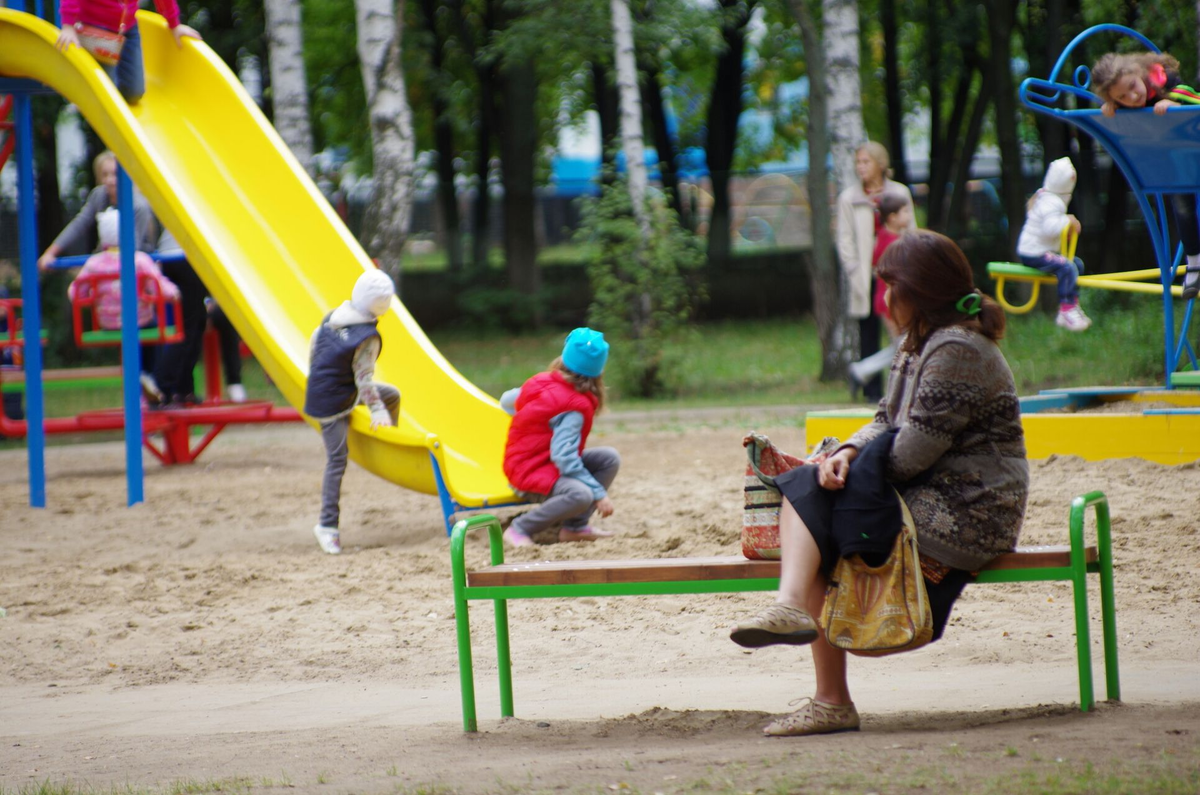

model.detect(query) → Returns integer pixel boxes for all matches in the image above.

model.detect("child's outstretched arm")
[548,412,607,503]
[351,337,393,429]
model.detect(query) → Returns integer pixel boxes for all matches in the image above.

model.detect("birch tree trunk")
[263,0,314,175]
[610,0,649,237]
[355,0,416,278]
[823,0,865,192]
[787,0,843,380]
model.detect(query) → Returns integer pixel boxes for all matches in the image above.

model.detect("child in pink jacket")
[55,0,201,103]
[68,209,179,401]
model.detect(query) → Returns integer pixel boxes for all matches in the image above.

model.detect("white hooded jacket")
[1017,157,1076,258]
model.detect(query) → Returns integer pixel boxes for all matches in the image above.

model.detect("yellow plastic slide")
[0,9,515,508]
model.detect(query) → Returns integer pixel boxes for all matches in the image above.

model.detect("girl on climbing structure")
[1092,51,1200,299]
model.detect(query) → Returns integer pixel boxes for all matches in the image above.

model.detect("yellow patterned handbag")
[821,492,933,657]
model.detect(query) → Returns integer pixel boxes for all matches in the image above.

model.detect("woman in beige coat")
[835,142,916,401]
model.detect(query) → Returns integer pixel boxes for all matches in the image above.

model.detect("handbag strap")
[744,432,779,487]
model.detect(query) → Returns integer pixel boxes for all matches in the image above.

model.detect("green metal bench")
[450,491,1117,732]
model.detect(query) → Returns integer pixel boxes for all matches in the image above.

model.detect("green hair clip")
[955,292,983,316]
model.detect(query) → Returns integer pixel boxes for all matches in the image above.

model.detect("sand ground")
[2,411,1199,793]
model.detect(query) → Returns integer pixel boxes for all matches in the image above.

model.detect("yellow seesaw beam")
[990,265,1186,313]
[0,9,516,508]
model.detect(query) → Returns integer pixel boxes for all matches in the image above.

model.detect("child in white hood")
[1016,157,1090,331]
[303,269,401,554]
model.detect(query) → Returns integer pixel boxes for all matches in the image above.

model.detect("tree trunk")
[881,0,908,185]
[987,0,1025,251]
[705,0,754,268]
[928,57,975,230]
[611,0,649,236]
[33,97,65,256]
[642,67,681,216]
[418,0,462,275]
[355,0,416,280]
[947,66,992,237]
[823,0,866,192]
[497,57,540,303]
[593,61,620,175]
[263,0,314,175]
[926,0,942,214]
[787,0,843,380]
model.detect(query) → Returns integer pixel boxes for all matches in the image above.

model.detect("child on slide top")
[1016,157,1090,331]
[304,270,400,555]
[1091,51,1200,299]
[500,328,620,547]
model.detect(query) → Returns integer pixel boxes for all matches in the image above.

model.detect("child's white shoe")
[313,524,341,554]
[227,383,247,403]
[1055,304,1091,332]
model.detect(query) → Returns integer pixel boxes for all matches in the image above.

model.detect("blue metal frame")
[1020,24,1198,387]
[428,450,528,535]
[4,0,146,506]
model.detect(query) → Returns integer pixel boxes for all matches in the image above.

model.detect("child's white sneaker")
[227,383,247,403]
[313,524,341,554]
[1056,304,1091,332]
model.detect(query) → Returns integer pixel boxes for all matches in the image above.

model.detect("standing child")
[848,192,912,389]
[1016,157,1090,331]
[55,0,201,104]
[1091,51,1200,299]
[67,208,180,401]
[500,328,620,547]
[303,270,400,555]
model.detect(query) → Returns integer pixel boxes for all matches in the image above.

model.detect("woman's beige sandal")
[729,603,819,648]
[763,697,860,737]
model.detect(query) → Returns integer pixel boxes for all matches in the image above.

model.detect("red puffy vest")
[503,371,599,495]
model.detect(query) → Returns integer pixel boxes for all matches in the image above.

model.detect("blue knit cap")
[561,327,609,378]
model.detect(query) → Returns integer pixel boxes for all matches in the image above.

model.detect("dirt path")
[2,416,1199,793]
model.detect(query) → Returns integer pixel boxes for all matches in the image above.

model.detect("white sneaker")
[139,372,164,405]
[313,524,341,554]
[227,383,247,403]
[1056,305,1091,332]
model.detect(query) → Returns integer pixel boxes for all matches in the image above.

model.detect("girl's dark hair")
[550,356,606,411]
[875,229,1005,353]
[877,193,908,224]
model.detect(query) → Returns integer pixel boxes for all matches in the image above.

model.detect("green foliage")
[302,0,370,173]
[576,179,706,397]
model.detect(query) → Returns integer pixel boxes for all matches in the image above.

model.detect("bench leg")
[1095,496,1121,702]
[1070,496,1096,712]
[450,518,478,732]
[495,598,514,718]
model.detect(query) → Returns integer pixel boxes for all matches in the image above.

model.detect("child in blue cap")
[500,327,621,547]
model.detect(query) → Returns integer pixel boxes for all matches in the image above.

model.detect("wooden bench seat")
[449,492,1118,732]
[466,546,1099,589]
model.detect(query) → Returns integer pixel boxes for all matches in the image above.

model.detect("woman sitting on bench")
[730,230,1029,737]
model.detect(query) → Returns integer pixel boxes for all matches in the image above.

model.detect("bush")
[576,180,706,397]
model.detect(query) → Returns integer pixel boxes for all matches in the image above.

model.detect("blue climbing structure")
[1021,24,1199,388]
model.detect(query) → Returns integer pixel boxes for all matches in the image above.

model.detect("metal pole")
[14,93,45,508]
[117,166,145,506]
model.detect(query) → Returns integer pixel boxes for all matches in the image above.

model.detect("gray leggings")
[317,385,400,528]
[511,447,621,534]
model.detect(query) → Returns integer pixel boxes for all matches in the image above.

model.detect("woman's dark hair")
[877,193,908,224]
[875,229,1005,353]
[549,356,606,412]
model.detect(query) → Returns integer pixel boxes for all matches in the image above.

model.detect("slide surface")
[0,9,514,506]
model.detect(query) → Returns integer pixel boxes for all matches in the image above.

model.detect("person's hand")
[594,496,615,518]
[55,26,79,53]
[171,24,202,49]
[817,447,858,491]
[1101,101,1116,118]
[1067,215,1082,235]
[1154,99,1178,115]
[37,250,58,272]
[369,406,393,430]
